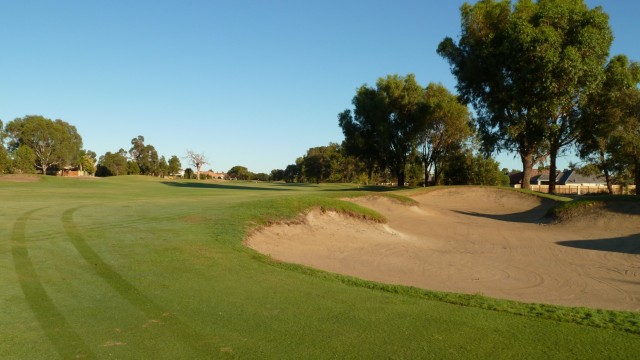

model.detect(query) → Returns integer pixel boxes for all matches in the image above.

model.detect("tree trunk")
[41,164,48,176]
[600,150,614,195]
[423,159,431,187]
[604,168,613,195]
[635,159,640,197]
[548,144,558,194]
[521,152,533,189]
[397,167,406,187]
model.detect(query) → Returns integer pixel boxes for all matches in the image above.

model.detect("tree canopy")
[5,115,83,175]
[421,83,474,185]
[577,55,640,193]
[339,74,427,186]
[438,0,613,191]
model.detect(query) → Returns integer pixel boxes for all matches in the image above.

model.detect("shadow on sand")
[452,200,555,224]
[557,234,640,255]
[161,181,290,191]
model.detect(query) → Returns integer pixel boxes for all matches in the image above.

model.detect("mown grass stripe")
[11,208,96,359]
[62,207,218,357]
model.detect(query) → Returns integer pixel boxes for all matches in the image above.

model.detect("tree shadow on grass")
[161,181,291,191]
[556,234,640,255]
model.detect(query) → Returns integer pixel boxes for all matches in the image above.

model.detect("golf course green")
[1,176,638,359]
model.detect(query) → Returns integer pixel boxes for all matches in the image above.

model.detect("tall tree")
[302,144,342,184]
[438,0,612,191]
[185,150,208,180]
[0,120,9,173]
[129,136,159,175]
[97,149,128,176]
[609,87,640,194]
[12,146,37,174]
[578,55,640,194]
[157,156,169,178]
[168,155,182,176]
[79,150,97,176]
[227,165,252,180]
[5,115,83,175]
[339,74,426,187]
[421,83,473,185]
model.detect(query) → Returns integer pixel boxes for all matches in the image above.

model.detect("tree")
[79,150,97,176]
[12,145,36,174]
[283,164,300,183]
[0,120,10,173]
[302,144,341,184]
[129,136,159,175]
[339,74,427,186]
[168,155,181,176]
[442,147,509,186]
[127,161,141,175]
[227,165,252,180]
[438,0,612,192]
[185,150,208,180]
[97,149,128,176]
[270,169,285,182]
[421,83,473,185]
[578,55,640,194]
[5,115,83,175]
[157,156,168,178]
[609,88,640,194]
[0,145,9,174]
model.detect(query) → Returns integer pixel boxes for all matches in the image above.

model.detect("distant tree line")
[95,135,182,178]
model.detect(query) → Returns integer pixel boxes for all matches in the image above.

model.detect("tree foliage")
[442,146,510,186]
[227,165,251,180]
[5,115,83,175]
[168,155,182,176]
[12,146,36,174]
[578,55,640,193]
[438,0,613,191]
[97,149,128,176]
[421,83,474,185]
[130,135,159,176]
[339,74,427,186]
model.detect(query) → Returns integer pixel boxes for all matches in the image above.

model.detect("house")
[510,168,611,194]
[200,170,227,180]
[46,165,86,177]
[509,169,547,187]
[557,169,607,187]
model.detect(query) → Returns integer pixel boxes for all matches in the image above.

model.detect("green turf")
[1,176,638,359]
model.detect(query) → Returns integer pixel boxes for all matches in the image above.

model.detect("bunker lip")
[246,187,640,312]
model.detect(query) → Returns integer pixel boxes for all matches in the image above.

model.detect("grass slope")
[1,177,638,359]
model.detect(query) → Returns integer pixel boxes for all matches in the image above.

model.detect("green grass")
[547,194,640,221]
[1,176,639,359]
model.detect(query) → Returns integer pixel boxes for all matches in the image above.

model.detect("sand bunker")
[247,188,640,311]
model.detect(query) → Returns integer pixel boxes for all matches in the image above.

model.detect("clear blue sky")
[1,1,638,174]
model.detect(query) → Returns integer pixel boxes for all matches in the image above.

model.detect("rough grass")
[1,177,639,359]
[547,194,640,222]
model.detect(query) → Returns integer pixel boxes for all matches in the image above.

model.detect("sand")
[246,187,640,311]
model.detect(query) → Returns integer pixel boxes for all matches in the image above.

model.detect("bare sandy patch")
[0,174,41,183]
[246,187,640,311]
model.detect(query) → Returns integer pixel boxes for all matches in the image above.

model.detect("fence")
[522,184,636,195]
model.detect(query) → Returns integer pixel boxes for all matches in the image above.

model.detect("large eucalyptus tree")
[438,0,612,192]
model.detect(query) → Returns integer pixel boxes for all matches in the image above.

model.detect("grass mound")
[548,195,640,223]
